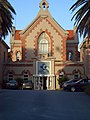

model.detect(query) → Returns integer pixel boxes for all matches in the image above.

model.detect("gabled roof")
[19,1,68,37]
[14,1,74,41]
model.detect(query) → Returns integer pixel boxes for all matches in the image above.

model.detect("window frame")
[8,72,13,81]
[39,39,49,54]
[23,72,29,81]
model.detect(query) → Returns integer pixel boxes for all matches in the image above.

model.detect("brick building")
[80,37,90,79]
[3,0,84,90]
[0,40,9,88]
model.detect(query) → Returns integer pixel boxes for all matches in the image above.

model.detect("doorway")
[43,77,47,90]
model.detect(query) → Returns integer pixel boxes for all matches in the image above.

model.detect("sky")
[6,0,82,46]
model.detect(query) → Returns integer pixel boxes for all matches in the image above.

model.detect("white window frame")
[39,39,49,54]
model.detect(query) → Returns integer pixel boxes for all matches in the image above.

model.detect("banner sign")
[37,62,50,75]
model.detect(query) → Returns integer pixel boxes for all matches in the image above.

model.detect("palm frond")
[70,0,90,38]
[0,0,16,39]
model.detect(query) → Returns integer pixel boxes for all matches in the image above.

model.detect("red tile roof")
[67,30,74,40]
[15,30,21,40]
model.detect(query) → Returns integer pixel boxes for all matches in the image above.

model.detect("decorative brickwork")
[6,64,33,67]
[62,37,66,61]
[5,0,84,90]
[21,18,43,61]
[34,28,54,56]
[45,19,67,61]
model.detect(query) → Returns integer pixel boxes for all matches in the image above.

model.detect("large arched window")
[38,32,49,54]
[39,39,48,53]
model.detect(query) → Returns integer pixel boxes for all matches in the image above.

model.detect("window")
[24,72,29,80]
[38,32,49,54]
[16,52,20,61]
[42,2,46,9]
[59,71,64,78]
[39,39,48,53]
[67,52,73,60]
[8,72,13,80]
[74,74,79,79]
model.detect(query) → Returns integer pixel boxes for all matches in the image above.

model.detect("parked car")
[6,80,18,89]
[22,80,33,90]
[62,78,80,88]
[2,80,9,89]
[63,79,90,92]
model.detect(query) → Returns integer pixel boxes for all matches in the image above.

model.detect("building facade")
[0,40,9,88]
[3,0,84,90]
[80,37,90,79]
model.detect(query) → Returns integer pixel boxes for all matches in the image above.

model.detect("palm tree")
[70,0,90,38]
[0,0,16,39]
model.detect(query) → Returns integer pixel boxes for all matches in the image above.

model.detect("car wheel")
[71,87,76,92]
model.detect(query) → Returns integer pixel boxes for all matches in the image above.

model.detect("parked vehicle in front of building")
[63,79,90,92]
[22,80,34,90]
[6,80,18,89]
[62,78,80,88]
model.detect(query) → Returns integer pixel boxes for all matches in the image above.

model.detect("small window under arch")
[67,51,73,60]
[8,72,13,81]
[23,72,29,81]
[16,51,20,61]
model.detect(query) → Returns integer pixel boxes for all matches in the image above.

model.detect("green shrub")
[57,75,69,87]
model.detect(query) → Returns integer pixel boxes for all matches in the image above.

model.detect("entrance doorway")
[43,77,47,90]
[34,75,55,90]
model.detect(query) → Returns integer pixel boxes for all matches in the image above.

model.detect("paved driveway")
[0,90,90,120]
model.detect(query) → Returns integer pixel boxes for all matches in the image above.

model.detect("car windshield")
[75,79,88,83]
[9,80,17,83]
[66,79,78,83]
[23,80,32,83]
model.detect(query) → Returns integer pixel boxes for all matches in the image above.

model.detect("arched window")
[67,52,73,60]
[72,69,81,79]
[42,2,46,9]
[8,72,13,80]
[59,71,64,78]
[23,72,29,81]
[39,39,48,53]
[38,32,49,54]
[16,51,20,61]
